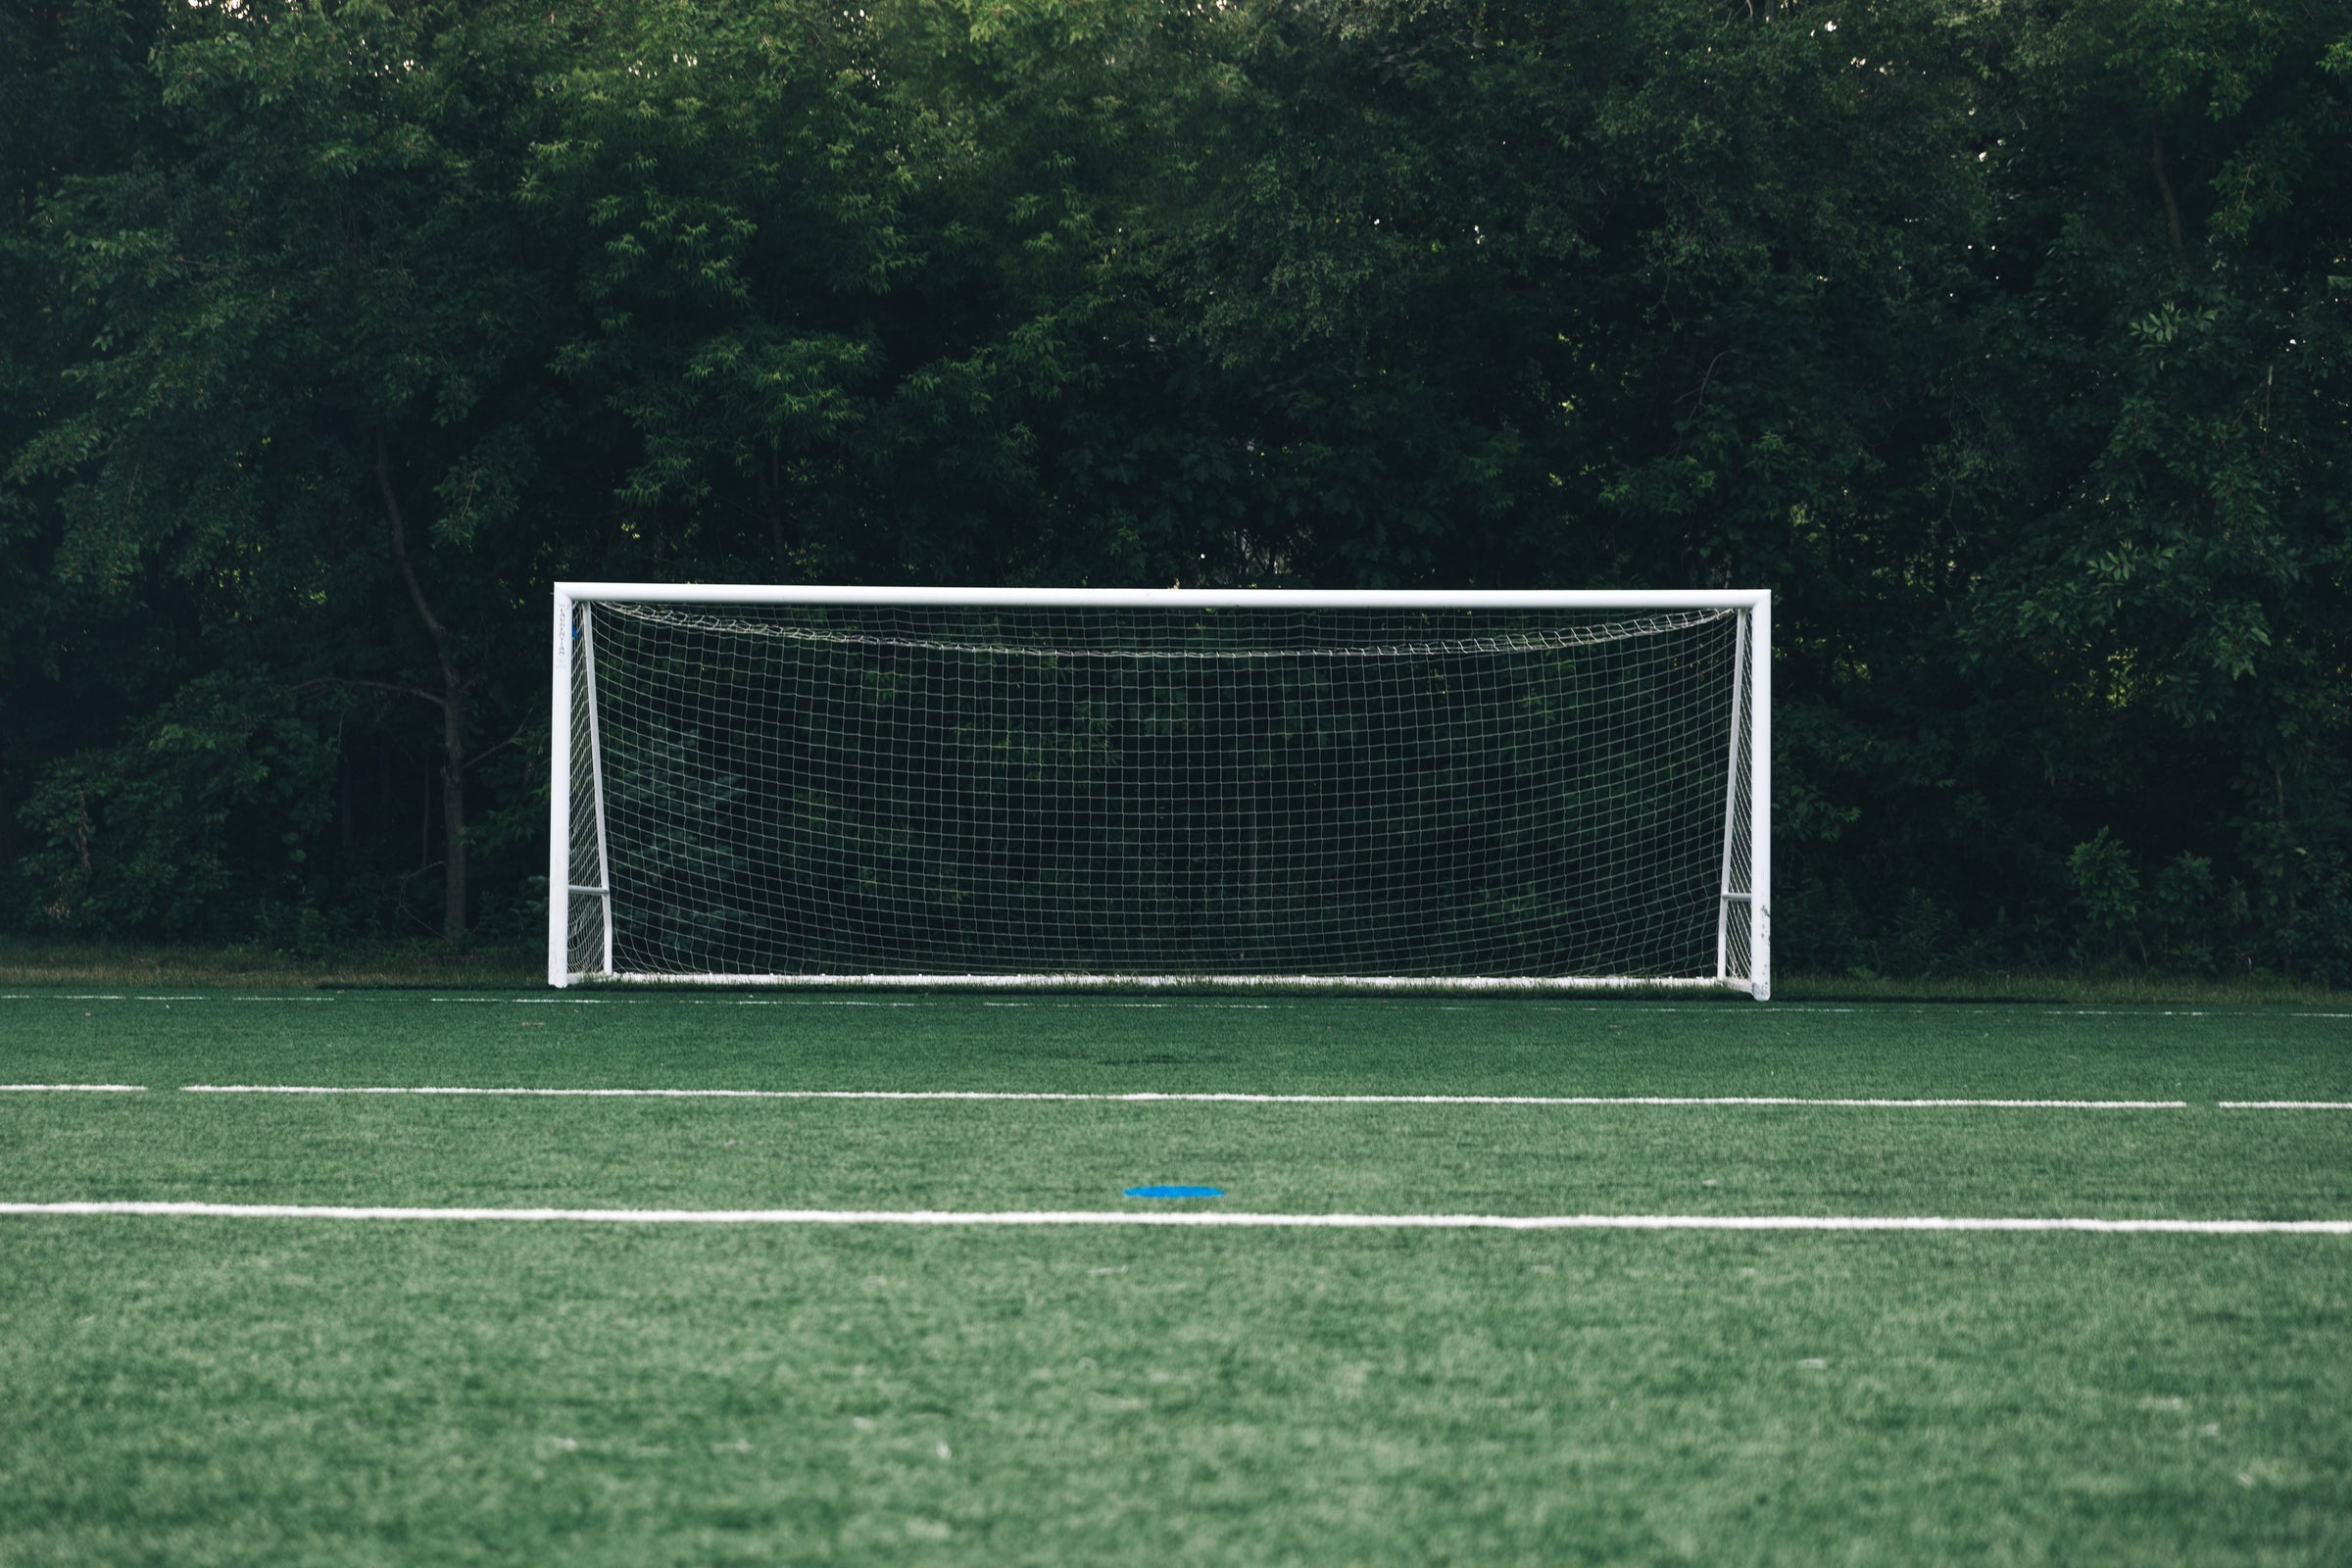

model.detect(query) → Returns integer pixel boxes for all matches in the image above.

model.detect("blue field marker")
[1124,1184,1225,1200]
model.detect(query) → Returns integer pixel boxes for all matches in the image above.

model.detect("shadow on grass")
[0,938,541,992]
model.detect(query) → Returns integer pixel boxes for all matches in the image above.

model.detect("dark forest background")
[2,0,2347,980]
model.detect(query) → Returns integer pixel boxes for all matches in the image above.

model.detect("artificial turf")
[2,989,2347,1564]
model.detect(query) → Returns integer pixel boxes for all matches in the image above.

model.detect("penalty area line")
[0,1201,2345,1235]
[173,1086,2192,1109]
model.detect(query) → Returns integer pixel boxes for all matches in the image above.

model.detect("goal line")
[586,973,1745,992]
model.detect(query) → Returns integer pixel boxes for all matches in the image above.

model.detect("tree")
[13,0,584,942]
[4,0,2346,980]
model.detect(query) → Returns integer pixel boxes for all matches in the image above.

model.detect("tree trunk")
[2150,116,2186,272]
[437,681,468,944]
[376,436,469,945]
[764,438,793,579]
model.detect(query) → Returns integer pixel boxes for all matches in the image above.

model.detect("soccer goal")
[548,586,1769,996]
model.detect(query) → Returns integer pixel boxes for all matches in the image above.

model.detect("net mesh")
[564,602,1755,983]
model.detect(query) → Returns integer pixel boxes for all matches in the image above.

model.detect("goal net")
[550,589,1768,995]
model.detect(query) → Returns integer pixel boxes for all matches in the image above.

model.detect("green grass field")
[3,989,2348,1564]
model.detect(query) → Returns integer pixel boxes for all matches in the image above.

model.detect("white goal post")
[549,585,1770,997]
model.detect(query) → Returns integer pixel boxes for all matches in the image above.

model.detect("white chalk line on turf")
[0,1084,145,1093]
[2220,1101,2352,1109]
[0,1200,2345,1234]
[8,994,2350,1019]
[174,1085,2194,1108]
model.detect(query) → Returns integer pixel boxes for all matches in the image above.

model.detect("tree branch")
[288,674,445,709]
[461,719,534,774]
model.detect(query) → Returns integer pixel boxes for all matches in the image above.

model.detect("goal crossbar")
[558,584,1768,612]
[549,585,1771,998]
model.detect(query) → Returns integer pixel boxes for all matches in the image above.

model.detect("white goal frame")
[548,584,1770,997]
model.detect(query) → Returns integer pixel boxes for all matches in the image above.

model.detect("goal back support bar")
[548,585,1770,997]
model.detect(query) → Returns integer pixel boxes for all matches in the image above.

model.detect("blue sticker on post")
[1124,1184,1224,1200]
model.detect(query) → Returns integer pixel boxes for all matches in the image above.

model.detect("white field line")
[175,1085,2193,1109]
[2219,1102,2352,1109]
[0,1200,2345,1234]
[0,1084,145,1093]
[7,994,336,1004]
[5,994,2350,1019]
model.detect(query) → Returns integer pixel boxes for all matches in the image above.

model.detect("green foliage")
[1,0,2348,975]
[2069,827,2142,961]
[14,672,334,934]
[2148,851,2224,973]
